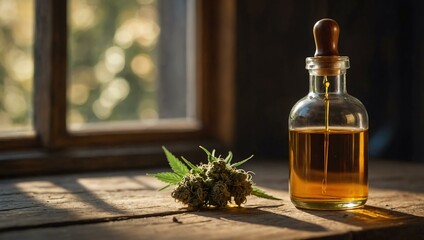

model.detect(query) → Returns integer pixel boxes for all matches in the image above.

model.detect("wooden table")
[0,160,423,239]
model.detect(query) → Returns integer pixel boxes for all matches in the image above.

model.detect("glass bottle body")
[288,71,369,210]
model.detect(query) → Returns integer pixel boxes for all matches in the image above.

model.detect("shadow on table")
[0,171,166,239]
[194,205,326,232]
[0,170,160,232]
[302,205,424,239]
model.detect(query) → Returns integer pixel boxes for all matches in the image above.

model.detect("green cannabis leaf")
[162,147,189,177]
[150,172,182,184]
[251,187,281,200]
[231,155,254,168]
[181,156,199,172]
[224,151,233,164]
[148,146,281,209]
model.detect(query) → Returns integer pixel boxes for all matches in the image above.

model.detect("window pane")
[0,0,34,132]
[68,0,196,128]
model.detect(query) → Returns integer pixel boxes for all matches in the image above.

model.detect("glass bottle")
[288,19,369,210]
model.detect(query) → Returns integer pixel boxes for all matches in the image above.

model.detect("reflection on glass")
[68,0,195,128]
[0,0,34,132]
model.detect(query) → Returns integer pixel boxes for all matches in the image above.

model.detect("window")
[0,0,235,177]
[68,0,197,127]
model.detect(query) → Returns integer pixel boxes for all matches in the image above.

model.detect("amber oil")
[289,127,368,210]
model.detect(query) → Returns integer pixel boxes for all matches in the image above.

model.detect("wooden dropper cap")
[306,18,349,76]
[314,18,339,56]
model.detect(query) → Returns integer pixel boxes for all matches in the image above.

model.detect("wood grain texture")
[0,142,221,178]
[34,0,68,149]
[0,160,422,239]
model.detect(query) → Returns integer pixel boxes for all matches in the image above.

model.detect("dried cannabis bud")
[149,146,280,209]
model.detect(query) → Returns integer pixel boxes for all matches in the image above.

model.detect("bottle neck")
[309,72,347,95]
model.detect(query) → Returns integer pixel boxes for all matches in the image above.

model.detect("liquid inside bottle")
[289,128,368,210]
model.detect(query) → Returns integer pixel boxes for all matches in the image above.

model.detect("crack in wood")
[0,191,86,196]
[0,210,189,233]
[0,206,37,212]
[0,192,27,196]
[0,188,152,196]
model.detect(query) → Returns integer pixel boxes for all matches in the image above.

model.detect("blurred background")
[67,0,163,125]
[0,0,195,132]
[0,0,33,132]
[0,0,423,162]
[234,0,424,162]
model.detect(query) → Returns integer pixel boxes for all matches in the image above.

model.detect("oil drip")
[322,75,330,194]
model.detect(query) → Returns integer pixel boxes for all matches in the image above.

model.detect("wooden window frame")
[0,0,235,177]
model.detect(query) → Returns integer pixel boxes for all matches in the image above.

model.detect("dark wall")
[235,0,424,161]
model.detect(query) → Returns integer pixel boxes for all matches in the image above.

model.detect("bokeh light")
[131,54,154,79]
[3,85,27,118]
[138,99,158,120]
[69,0,161,125]
[105,46,125,74]
[70,0,97,30]
[0,0,33,132]
[0,0,193,132]
[68,83,90,105]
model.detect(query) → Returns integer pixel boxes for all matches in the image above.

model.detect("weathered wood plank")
[0,203,422,240]
[0,171,185,230]
[0,160,423,239]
